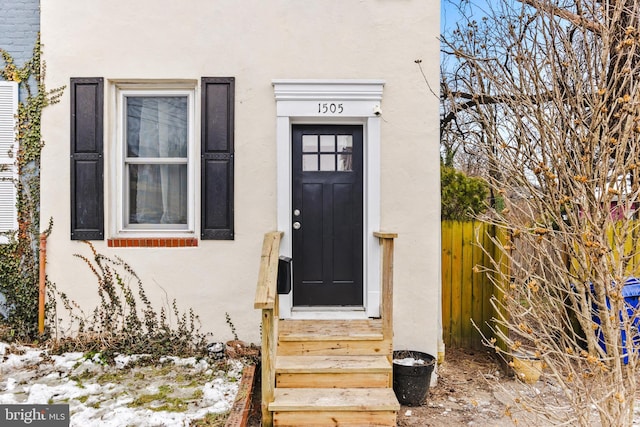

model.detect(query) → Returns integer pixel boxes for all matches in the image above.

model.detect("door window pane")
[338,153,352,171]
[303,154,318,171]
[337,135,353,171]
[320,154,335,171]
[302,135,318,152]
[320,135,334,152]
[337,135,352,151]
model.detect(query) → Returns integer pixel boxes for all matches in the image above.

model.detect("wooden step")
[276,355,392,388]
[270,388,399,426]
[279,319,384,341]
[277,319,391,356]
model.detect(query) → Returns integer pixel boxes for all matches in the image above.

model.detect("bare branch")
[441,90,555,134]
[517,0,603,33]
[414,59,439,99]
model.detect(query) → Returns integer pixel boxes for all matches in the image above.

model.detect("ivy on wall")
[0,34,64,340]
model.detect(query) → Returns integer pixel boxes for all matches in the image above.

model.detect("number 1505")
[318,103,344,114]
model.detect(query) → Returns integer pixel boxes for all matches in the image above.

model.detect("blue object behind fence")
[591,277,640,363]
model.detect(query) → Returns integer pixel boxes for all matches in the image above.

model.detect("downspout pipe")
[38,233,46,335]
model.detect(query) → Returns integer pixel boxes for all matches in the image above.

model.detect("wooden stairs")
[270,319,399,426]
[255,231,399,426]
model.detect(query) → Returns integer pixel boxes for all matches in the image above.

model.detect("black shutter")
[201,77,234,240]
[70,78,104,240]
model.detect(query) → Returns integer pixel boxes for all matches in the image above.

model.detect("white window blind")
[0,81,18,243]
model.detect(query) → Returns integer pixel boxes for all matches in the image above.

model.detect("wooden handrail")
[254,231,284,310]
[374,231,398,346]
[254,231,283,427]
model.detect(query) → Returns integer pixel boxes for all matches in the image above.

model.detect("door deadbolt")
[293,221,301,230]
[293,209,301,216]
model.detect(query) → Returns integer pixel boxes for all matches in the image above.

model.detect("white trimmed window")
[0,81,18,244]
[71,77,234,242]
[115,85,195,234]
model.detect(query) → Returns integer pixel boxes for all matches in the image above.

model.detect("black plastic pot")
[392,350,435,406]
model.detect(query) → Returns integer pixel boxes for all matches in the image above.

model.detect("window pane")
[303,154,318,171]
[337,135,352,152]
[128,164,187,224]
[320,154,335,171]
[337,135,353,171]
[302,135,318,153]
[338,154,352,171]
[127,96,188,158]
[320,135,334,152]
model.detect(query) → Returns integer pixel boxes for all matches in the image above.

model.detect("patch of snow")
[160,355,210,371]
[0,341,244,426]
[51,352,84,370]
[113,353,149,369]
[0,393,17,404]
[3,348,44,368]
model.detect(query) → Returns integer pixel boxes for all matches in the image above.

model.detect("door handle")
[293,221,301,230]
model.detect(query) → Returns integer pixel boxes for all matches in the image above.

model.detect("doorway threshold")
[289,307,368,320]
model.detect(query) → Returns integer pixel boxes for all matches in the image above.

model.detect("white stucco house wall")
[39,1,441,355]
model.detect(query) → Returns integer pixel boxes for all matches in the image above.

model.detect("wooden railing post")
[260,300,277,427]
[374,232,398,346]
[254,231,283,427]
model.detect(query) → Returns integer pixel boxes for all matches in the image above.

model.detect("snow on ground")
[0,342,243,426]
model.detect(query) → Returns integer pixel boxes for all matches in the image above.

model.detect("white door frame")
[273,79,384,319]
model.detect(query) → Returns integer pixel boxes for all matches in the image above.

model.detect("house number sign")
[317,102,344,114]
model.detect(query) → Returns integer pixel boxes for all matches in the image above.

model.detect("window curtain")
[127,97,187,225]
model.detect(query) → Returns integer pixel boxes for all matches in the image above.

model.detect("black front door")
[292,125,363,306]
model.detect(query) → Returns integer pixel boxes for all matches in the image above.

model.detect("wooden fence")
[441,221,508,350]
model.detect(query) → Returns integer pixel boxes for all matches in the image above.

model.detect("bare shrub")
[49,242,210,360]
[442,0,640,425]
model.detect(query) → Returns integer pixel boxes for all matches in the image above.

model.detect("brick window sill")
[107,238,198,248]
